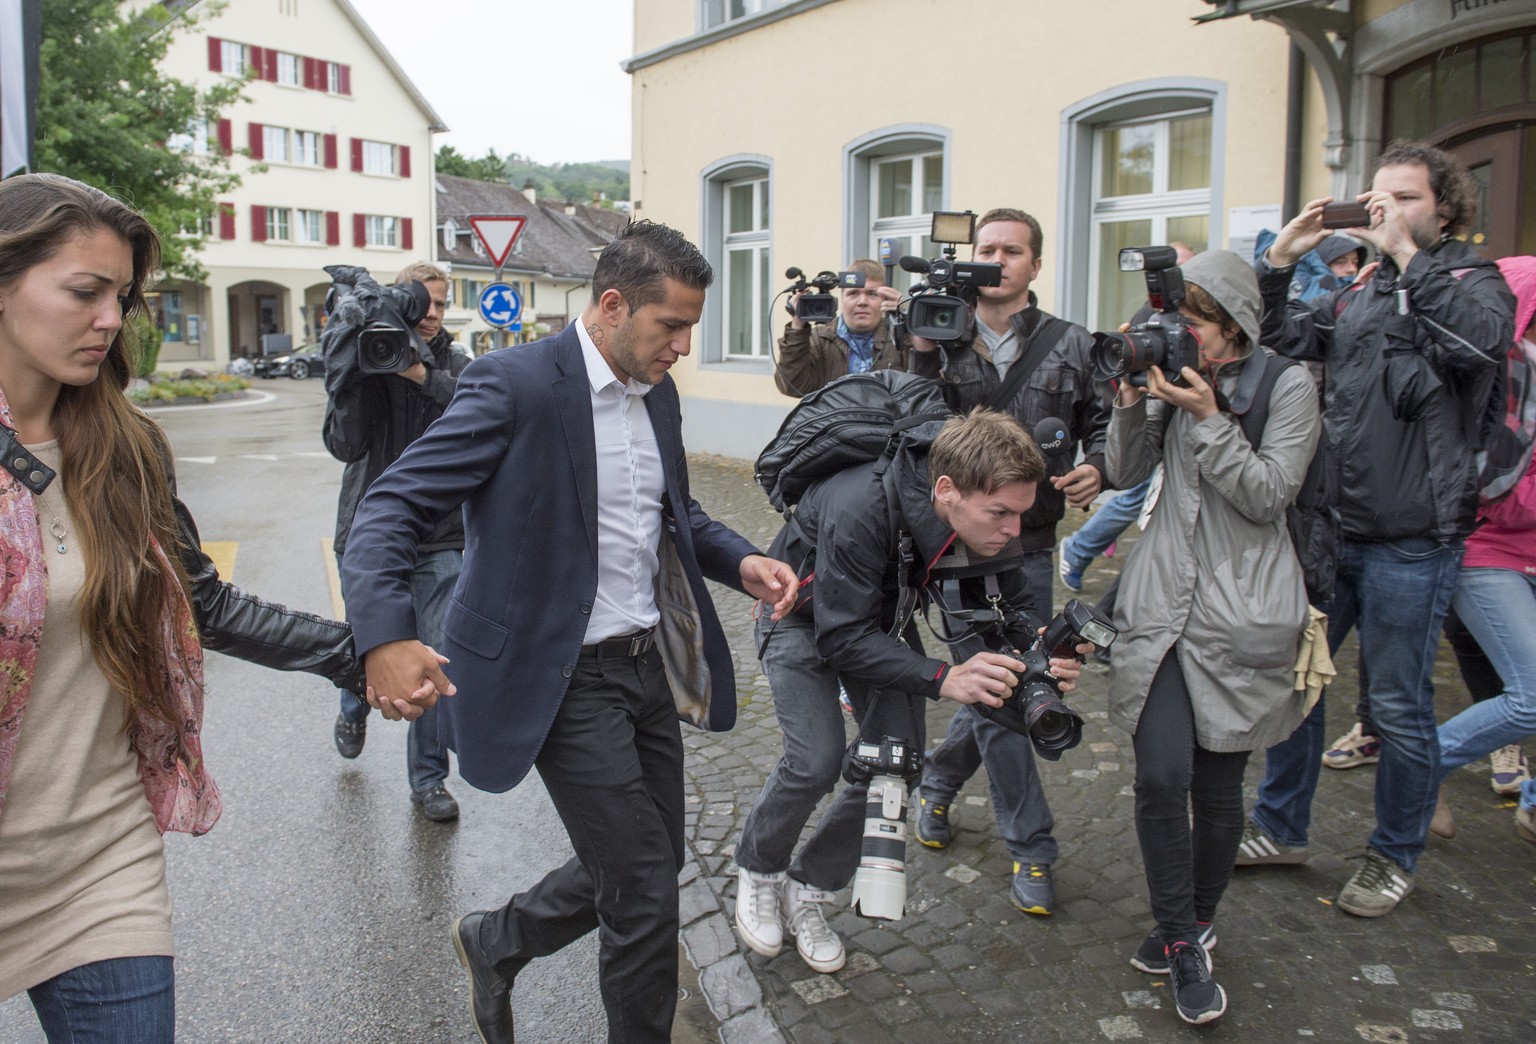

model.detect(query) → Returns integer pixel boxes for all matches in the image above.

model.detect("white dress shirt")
[576,320,665,643]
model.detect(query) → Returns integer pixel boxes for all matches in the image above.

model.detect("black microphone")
[1035,417,1069,455]
[898,255,931,274]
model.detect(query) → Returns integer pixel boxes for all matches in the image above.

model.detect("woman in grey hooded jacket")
[1105,250,1320,1025]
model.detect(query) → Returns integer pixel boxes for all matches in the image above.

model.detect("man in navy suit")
[344,221,799,1044]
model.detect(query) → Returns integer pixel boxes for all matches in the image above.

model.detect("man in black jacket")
[323,262,468,821]
[1239,141,1515,917]
[909,208,1113,916]
[733,409,1091,973]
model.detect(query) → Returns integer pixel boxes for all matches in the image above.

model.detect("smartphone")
[1320,200,1372,230]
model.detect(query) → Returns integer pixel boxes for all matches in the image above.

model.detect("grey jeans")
[919,548,1059,865]
[734,610,929,891]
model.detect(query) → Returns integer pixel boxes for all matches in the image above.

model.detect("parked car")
[254,342,326,380]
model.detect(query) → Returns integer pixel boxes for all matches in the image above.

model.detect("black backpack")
[755,370,951,514]
[1236,354,1339,607]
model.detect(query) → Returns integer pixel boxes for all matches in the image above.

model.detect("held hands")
[875,284,901,314]
[1145,364,1219,421]
[941,651,1024,707]
[741,554,801,621]
[362,640,455,721]
[1266,197,1341,269]
[1052,463,1103,510]
[1047,642,1095,695]
[396,361,428,385]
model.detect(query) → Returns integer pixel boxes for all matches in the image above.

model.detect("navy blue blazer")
[341,324,760,793]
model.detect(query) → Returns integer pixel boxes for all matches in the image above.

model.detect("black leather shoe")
[413,784,460,822]
[452,912,518,1044]
[333,714,365,759]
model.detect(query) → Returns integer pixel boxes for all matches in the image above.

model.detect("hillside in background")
[436,147,630,205]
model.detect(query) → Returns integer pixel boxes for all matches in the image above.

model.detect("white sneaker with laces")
[734,868,785,958]
[781,877,846,973]
[1489,745,1531,796]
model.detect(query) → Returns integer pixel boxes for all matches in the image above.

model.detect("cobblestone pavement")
[678,454,1536,1044]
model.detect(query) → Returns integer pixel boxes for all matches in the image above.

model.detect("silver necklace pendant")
[49,519,66,555]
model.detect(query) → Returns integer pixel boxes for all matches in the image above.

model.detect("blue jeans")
[1061,479,1150,572]
[1438,568,1536,812]
[339,547,460,792]
[28,956,174,1043]
[920,549,1059,864]
[1252,536,1462,873]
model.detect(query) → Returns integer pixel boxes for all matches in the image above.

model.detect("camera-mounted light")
[1119,246,1179,273]
[930,210,977,246]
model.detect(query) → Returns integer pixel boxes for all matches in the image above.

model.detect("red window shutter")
[249,46,265,79]
[338,64,351,95]
[401,217,413,251]
[350,137,363,172]
[218,202,235,240]
[323,133,337,169]
[353,213,366,248]
[248,122,264,160]
[303,56,317,90]
[251,205,267,243]
[398,145,410,178]
[264,49,278,82]
[208,37,222,72]
[216,119,233,155]
[326,211,340,246]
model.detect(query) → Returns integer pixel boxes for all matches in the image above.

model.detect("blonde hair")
[928,408,1045,494]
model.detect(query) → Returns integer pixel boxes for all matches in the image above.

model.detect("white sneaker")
[734,868,784,958]
[1489,745,1531,796]
[781,877,845,973]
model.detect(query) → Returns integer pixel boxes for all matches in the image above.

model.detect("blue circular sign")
[478,283,522,328]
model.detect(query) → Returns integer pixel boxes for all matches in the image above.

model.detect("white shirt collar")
[575,318,653,398]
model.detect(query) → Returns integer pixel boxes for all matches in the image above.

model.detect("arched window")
[700,156,773,367]
[843,126,950,291]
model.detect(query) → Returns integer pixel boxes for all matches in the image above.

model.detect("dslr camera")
[784,267,866,324]
[899,210,1003,342]
[975,599,1118,760]
[322,264,432,375]
[842,734,924,921]
[1089,246,1200,388]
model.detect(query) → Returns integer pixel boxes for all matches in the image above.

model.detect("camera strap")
[0,423,56,494]
[987,315,1070,411]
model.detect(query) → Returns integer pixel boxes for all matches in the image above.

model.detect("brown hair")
[1373,140,1479,238]
[976,208,1043,260]
[928,408,1045,494]
[1182,282,1250,353]
[844,258,884,286]
[395,260,448,286]
[0,173,196,731]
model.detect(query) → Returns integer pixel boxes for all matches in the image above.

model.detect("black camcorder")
[784,267,866,324]
[1089,246,1200,388]
[974,599,1118,760]
[322,265,432,375]
[900,210,1002,342]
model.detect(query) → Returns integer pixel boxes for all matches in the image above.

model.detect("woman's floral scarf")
[0,394,220,836]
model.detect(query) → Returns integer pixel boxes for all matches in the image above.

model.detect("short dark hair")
[1372,140,1479,238]
[976,208,1043,260]
[590,219,712,310]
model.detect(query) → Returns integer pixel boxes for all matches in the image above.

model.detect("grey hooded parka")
[1105,250,1321,752]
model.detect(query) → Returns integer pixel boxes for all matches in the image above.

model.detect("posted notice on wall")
[1228,204,1283,266]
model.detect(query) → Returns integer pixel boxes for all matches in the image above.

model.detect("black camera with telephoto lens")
[975,599,1118,760]
[322,265,432,375]
[1089,246,1200,388]
[899,211,1003,342]
[784,267,866,324]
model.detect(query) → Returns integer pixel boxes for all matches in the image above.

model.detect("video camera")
[1089,246,1200,388]
[841,734,924,921]
[783,267,867,324]
[898,211,1003,342]
[322,265,432,375]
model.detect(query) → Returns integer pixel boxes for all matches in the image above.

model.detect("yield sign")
[468,215,528,268]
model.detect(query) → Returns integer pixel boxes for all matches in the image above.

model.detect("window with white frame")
[1089,109,1212,333]
[327,62,342,94]
[701,0,785,30]
[168,116,209,155]
[265,207,292,242]
[263,125,290,164]
[276,52,300,86]
[294,130,321,166]
[869,150,942,292]
[295,209,323,244]
[722,176,770,359]
[220,40,250,76]
[366,215,398,247]
[362,140,397,176]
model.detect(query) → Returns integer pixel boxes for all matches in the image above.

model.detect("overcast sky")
[348,0,635,165]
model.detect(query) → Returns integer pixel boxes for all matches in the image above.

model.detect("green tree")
[34,0,246,280]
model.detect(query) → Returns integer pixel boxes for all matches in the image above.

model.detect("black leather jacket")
[1258,238,1514,542]
[911,295,1111,551]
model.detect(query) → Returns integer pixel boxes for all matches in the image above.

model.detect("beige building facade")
[625,0,1536,459]
[155,0,444,368]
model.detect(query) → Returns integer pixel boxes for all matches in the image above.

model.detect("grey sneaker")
[1234,820,1308,866]
[1337,850,1414,917]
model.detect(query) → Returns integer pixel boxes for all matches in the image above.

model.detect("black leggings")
[1132,648,1252,947]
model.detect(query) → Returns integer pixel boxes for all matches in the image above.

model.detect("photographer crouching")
[322,262,467,821]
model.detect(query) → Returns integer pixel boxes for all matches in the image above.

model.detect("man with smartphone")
[774,258,907,397]
[1240,141,1515,918]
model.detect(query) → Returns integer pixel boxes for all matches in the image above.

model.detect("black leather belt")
[580,629,655,659]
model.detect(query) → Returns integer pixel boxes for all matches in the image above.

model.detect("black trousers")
[1132,648,1251,947]
[479,646,684,1044]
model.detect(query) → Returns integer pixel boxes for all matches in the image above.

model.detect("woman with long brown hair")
[0,173,424,1041]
